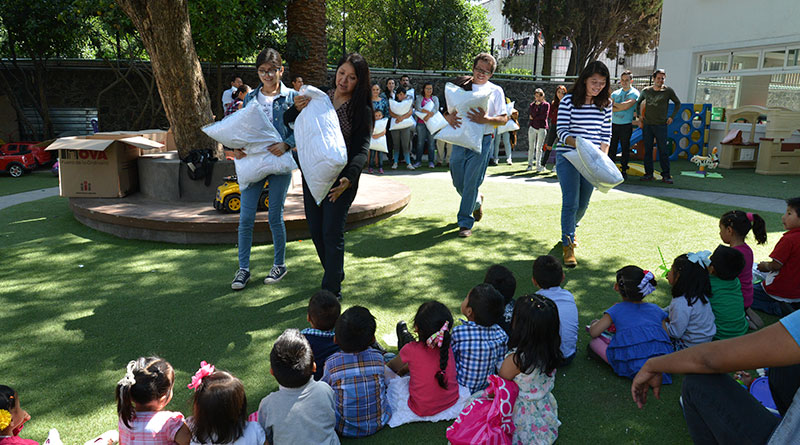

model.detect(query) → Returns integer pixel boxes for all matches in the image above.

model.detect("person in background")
[634,69,681,184]
[383,78,396,101]
[400,74,415,101]
[541,85,567,169]
[221,74,243,113]
[291,74,304,92]
[370,82,389,173]
[413,82,439,168]
[609,70,640,179]
[224,85,248,117]
[527,88,550,172]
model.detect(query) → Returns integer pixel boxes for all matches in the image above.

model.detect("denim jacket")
[243,82,298,148]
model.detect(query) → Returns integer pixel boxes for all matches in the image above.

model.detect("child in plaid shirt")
[451,284,509,394]
[323,306,391,437]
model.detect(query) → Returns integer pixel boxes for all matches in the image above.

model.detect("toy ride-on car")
[214,175,269,213]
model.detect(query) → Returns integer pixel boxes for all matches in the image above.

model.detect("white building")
[659,0,800,111]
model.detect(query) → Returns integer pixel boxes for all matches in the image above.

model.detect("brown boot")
[563,242,577,268]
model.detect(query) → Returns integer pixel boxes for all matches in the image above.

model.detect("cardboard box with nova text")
[46,134,164,197]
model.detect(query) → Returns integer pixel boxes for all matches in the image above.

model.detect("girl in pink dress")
[719,210,768,326]
[0,385,36,445]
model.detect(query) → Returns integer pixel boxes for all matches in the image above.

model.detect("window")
[788,48,800,67]
[702,54,729,73]
[731,51,759,71]
[763,49,786,69]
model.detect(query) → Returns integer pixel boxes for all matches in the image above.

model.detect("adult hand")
[466,107,487,124]
[631,365,663,409]
[636,119,644,129]
[294,95,310,111]
[328,177,350,202]
[268,142,289,156]
[445,112,461,129]
[666,117,673,125]
[233,149,247,159]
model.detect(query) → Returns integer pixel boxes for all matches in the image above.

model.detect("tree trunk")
[115,0,216,159]
[287,0,328,87]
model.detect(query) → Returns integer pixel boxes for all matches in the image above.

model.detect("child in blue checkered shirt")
[322,306,391,437]
[451,283,509,394]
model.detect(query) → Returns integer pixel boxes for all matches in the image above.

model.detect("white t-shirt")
[471,81,507,134]
[222,86,237,108]
[189,420,266,445]
[256,90,277,123]
[405,87,415,101]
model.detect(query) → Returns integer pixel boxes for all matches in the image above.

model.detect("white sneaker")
[391,162,398,169]
[506,158,513,165]
[537,165,546,173]
[407,164,415,170]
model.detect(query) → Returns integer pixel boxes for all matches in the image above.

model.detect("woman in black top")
[288,53,373,298]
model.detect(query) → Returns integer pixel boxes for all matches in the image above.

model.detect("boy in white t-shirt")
[444,53,508,238]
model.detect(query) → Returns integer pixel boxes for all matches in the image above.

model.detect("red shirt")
[399,341,459,417]
[765,228,800,300]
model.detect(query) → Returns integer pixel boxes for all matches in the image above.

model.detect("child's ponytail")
[436,329,452,390]
[116,357,175,428]
[750,213,767,245]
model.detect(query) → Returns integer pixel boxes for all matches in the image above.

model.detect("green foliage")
[0,0,92,59]
[76,0,147,59]
[326,0,491,70]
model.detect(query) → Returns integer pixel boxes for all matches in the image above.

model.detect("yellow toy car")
[214,175,269,213]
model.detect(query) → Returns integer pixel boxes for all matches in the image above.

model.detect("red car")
[0,142,53,167]
[0,145,36,177]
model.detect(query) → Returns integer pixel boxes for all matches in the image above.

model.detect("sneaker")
[378,168,384,174]
[526,165,533,172]
[489,159,498,166]
[458,227,472,238]
[396,321,416,351]
[506,158,513,165]
[473,194,484,222]
[428,162,435,168]
[662,177,674,184]
[536,165,546,173]
[263,265,288,284]
[368,167,373,174]
[640,175,654,182]
[407,163,416,170]
[231,269,250,290]
[391,162,398,169]
[413,162,422,168]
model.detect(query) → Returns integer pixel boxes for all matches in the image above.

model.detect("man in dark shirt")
[634,69,681,184]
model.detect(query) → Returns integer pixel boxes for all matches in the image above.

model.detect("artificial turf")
[0,170,59,197]
[0,174,786,444]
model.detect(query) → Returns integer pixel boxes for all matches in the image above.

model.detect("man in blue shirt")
[609,70,639,179]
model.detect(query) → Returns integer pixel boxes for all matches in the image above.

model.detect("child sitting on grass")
[451,284,508,394]
[709,245,748,340]
[0,385,36,445]
[116,357,191,445]
[498,294,562,444]
[532,255,578,366]
[301,290,341,380]
[323,306,391,437]
[589,266,673,383]
[259,329,339,444]
[483,264,517,335]
[187,364,266,445]
[753,197,800,316]
[663,253,716,349]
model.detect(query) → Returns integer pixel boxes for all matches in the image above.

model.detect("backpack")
[183,149,218,186]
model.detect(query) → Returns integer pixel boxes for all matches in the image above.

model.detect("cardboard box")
[90,129,175,154]
[46,135,164,198]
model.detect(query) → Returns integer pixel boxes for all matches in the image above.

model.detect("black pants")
[642,124,670,178]
[610,123,633,171]
[302,178,357,295]
[542,124,557,166]
[768,363,800,416]
[681,374,780,444]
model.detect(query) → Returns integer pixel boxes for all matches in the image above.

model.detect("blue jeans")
[750,282,796,316]
[493,130,511,161]
[642,124,671,178]
[450,135,493,229]
[415,123,436,164]
[556,150,594,245]
[237,173,292,270]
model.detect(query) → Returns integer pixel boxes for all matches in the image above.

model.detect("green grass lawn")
[489,156,800,200]
[0,170,59,196]
[0,175,787,444]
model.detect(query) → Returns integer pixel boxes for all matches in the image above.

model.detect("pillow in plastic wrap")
[201,102,296,190]
[497,101,520,134]
[434,82,491,153]
[294,85,348,205]
[414,100,448,134]
[370,117,389,153]
[562,136,624,193]
[389,98,414,130]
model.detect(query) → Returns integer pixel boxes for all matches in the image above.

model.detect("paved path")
[0,187,60,211]
[0,173,787,215]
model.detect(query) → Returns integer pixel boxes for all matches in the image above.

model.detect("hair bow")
[746,212,754,222]
[426,321,449,349]
[638,270,656,296]
[687,250,712,269]
[187,361,215,390]
[0,409,11,431]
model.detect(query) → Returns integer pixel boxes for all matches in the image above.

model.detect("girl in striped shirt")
[554,61,612,268]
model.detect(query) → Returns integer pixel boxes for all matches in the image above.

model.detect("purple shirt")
[733,243,754,308]
[528,101,550,130]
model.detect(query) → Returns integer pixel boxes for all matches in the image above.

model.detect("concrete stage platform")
[69,174,411,244]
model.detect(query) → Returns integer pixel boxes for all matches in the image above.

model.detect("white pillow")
[294,85,349,205]
[562,136,623,193]
[414,100,448,134]
[434,82,491,153]
[389,98,414,130]
[201,102,297,190]
[497,101,520,134]
[370,118,389,153]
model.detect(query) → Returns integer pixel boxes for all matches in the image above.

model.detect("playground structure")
[717,105,800,175]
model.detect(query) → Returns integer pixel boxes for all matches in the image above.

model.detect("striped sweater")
[555,93,612,151]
